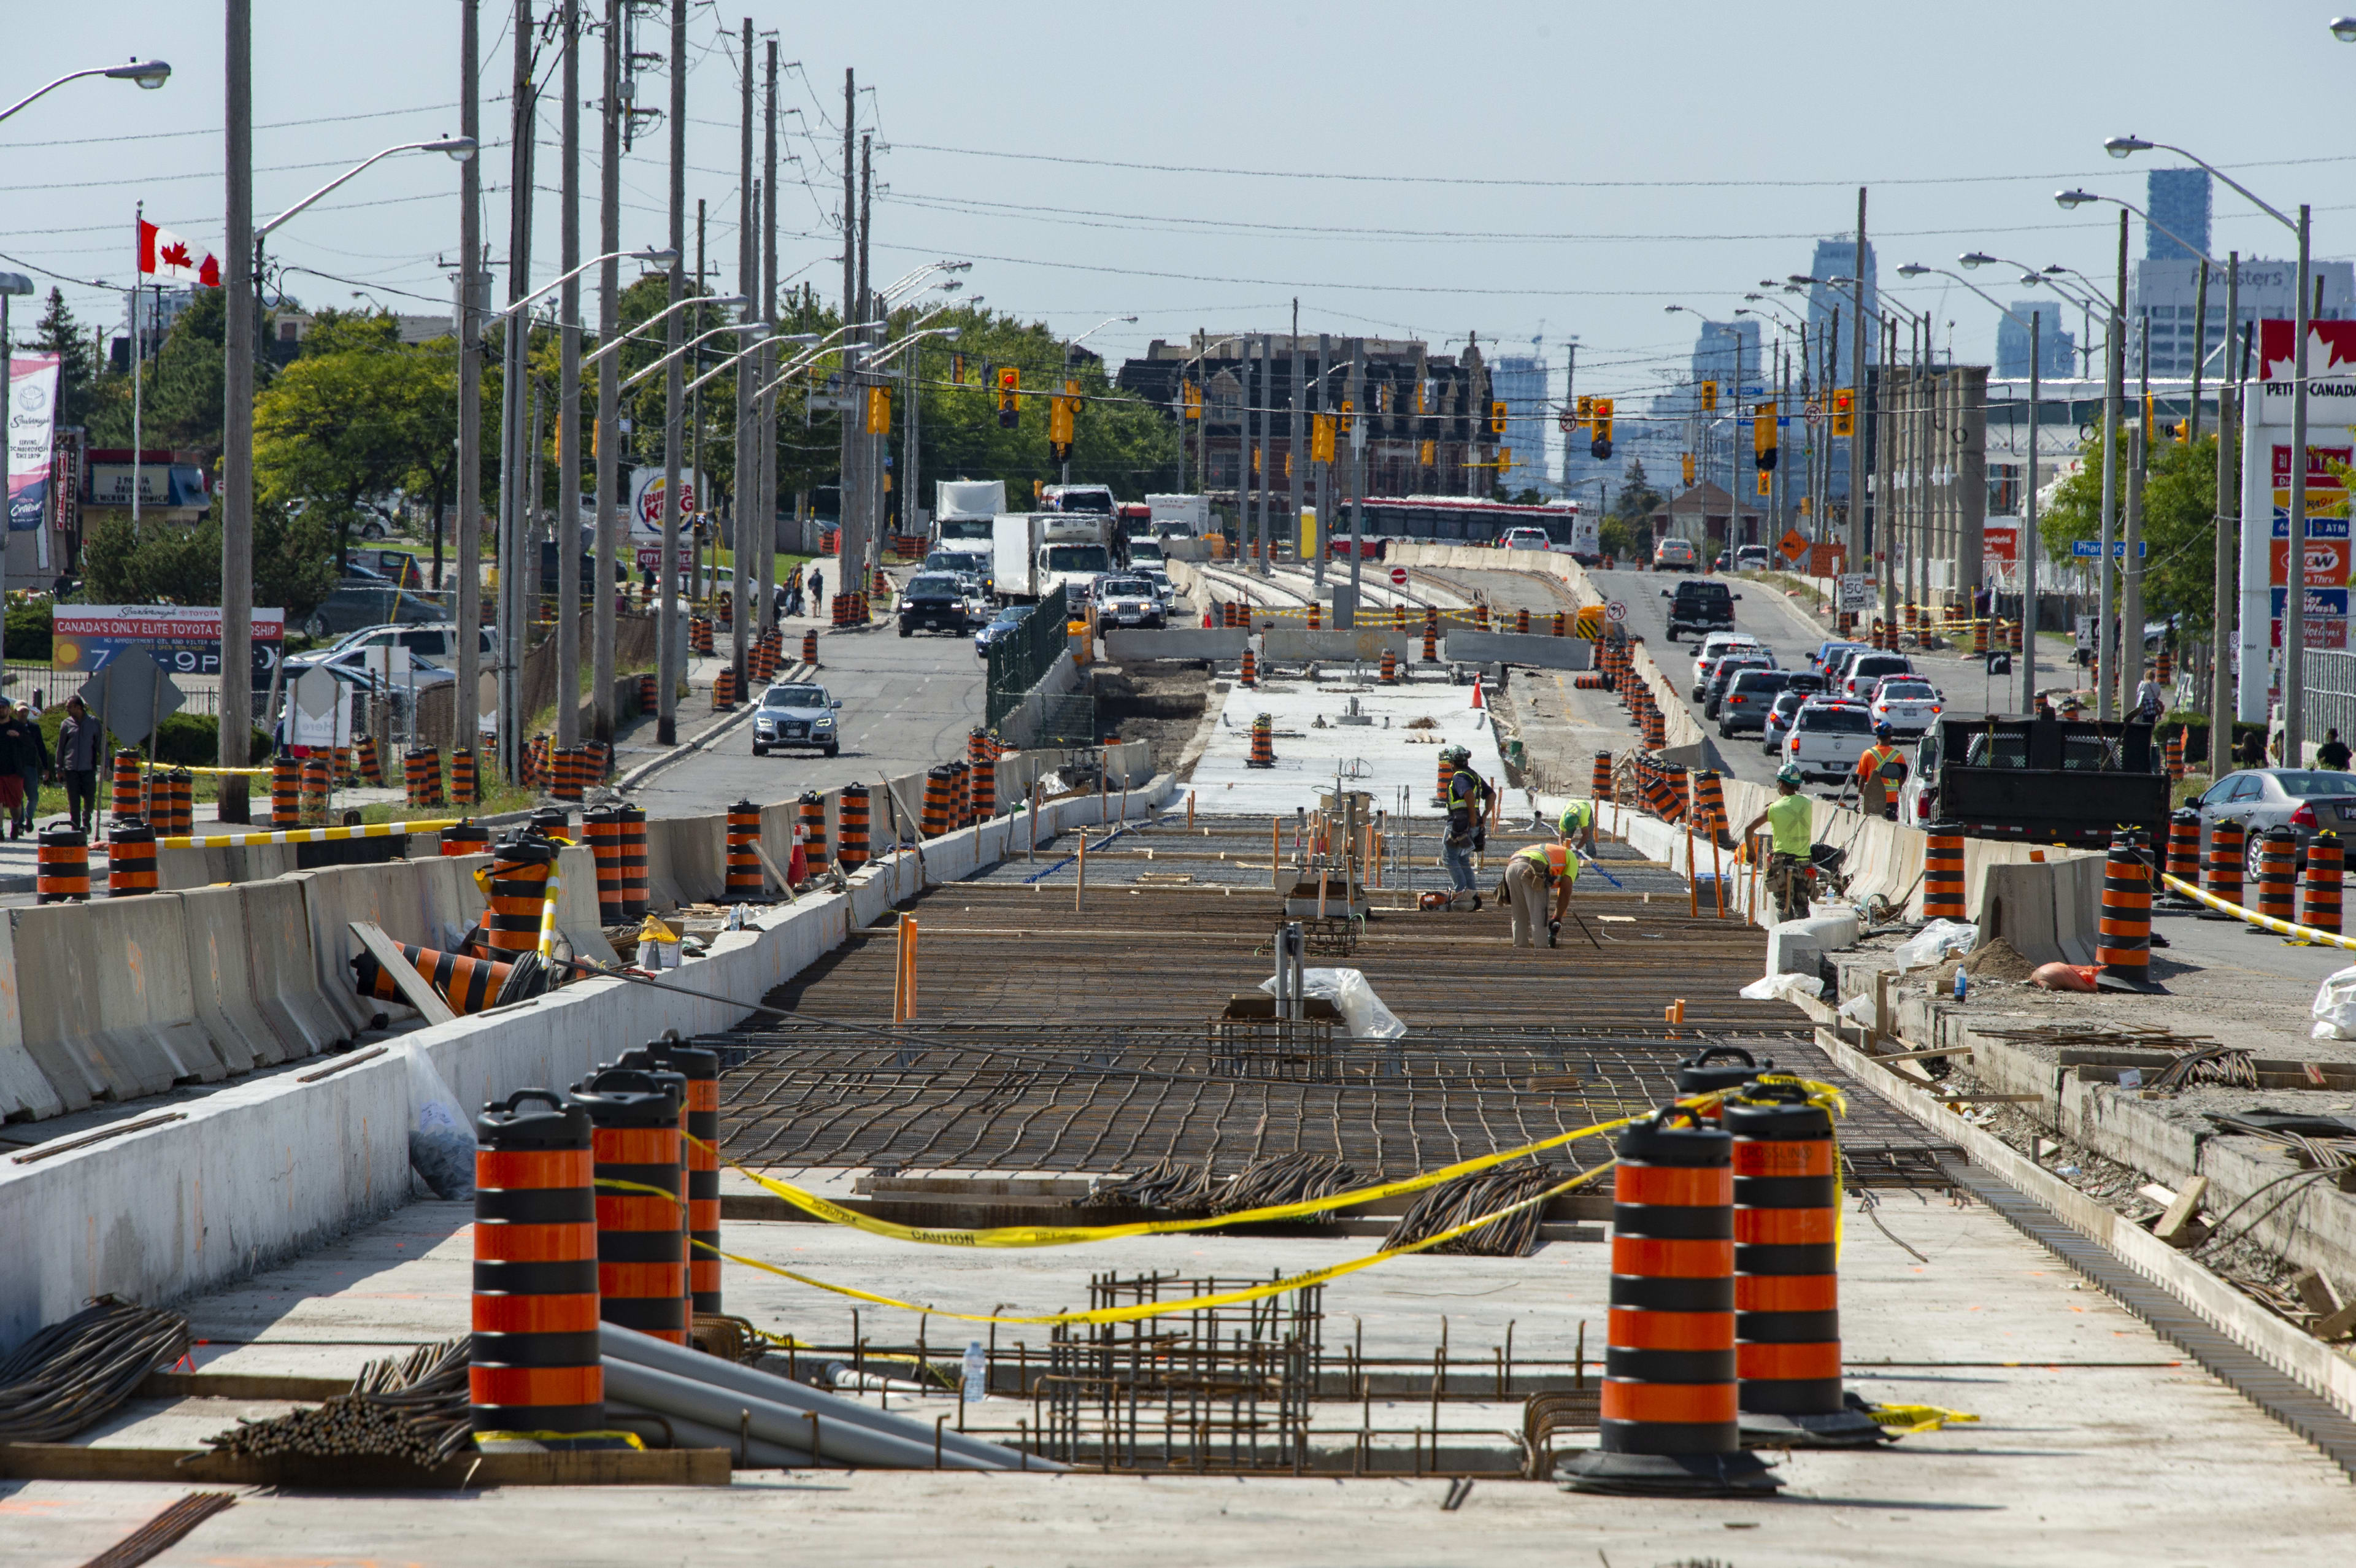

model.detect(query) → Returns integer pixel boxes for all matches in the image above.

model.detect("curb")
[612,660,815,794]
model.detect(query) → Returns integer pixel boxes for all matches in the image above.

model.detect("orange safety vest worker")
[1514,843,1573,883]
[1854,744,1904,788]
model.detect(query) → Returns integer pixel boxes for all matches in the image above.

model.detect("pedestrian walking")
[807,564,824,609]
[56,694,102,834]
[9,702,47,837]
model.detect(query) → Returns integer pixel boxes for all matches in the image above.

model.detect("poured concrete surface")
[8,1182,2352,1564]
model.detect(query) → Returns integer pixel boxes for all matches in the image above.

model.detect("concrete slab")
[1191,672,1506,818]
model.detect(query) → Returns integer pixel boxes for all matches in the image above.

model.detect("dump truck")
[1912,715,2170,848]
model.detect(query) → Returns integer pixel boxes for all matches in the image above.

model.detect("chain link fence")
[2303,647,2356,748]
[985,583,1071,731]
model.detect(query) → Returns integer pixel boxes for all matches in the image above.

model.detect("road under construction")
[3,551,2354,1565]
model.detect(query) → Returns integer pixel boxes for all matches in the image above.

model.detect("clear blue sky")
[6,1,2350,415]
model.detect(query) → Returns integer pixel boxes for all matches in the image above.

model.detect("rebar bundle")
[1382,1167,1557,1257]
[2149,1045,2258,1092]
[0,1296,190,1443]
[202,1335,473,1467]
[1077,1159,1217,1212]
[1212,1153,1361,1216]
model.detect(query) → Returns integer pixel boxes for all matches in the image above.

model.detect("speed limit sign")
[1604,599,1628,623]
[1390,566,1407,586]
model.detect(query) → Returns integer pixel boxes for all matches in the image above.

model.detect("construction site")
[6,541,2356,1567]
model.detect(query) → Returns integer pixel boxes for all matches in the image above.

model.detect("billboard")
[2254,318,2356,428]
[2239,433,2354,714]
[7,354,58,532]
[52,604,285,676]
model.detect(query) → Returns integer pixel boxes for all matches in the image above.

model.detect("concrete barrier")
[647,813,727,908]
[179,885,271,1076]
[0,771,1177,1353]
[0,917,63,1121]
[158,840,299,892]
[1384,541,1606,609]
[239,878,347,1060]
[1442,629,1594,671]
[11,897,221,1112]
[1103,628,1245,661]
[1259,628,1412,663]
[290,861,438,1032]
[1980,855,2103,965]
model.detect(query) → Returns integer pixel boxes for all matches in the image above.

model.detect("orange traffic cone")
[1470,675,1486,710]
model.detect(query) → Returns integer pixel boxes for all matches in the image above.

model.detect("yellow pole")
[1074,830,1087,913]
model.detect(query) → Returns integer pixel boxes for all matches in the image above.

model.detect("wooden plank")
[0,1442,731,1488]
[750,839,793,896]
[136,1370,353,1401]
[348,920,459,1026]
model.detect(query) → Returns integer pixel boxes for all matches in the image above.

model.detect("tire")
[304,614,328,639]
[752,744,768,758]
[2246,831,2269,889]
[822,744,839,758]
[898,625,912,638]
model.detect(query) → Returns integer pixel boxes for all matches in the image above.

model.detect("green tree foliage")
[87,285,227,457]
[1601,458,1663,562]
[2041,426,2222,630]
[32,289,99,429]
[80,502,337,621]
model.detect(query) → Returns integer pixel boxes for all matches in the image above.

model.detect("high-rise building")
[1996,301,2078,379]
[2129,255,2355,378]
[2146,168,2211,263]
[1488,347,1550,495]
[1803,237,1877,383]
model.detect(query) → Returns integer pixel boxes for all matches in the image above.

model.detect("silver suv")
[752,681,842,758]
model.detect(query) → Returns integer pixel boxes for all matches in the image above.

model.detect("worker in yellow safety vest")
[1503,818,1581,948]
[1852,723,1908,819]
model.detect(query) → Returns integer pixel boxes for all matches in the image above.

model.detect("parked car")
[1734,544,1771,571]
[1663,577,1739,641]
[1093,576,1166,629]
[974,602,1037,659]
[1690,631,1765,699]
[302,580,446,639]
[1782,698,1878,783]
[1719,668,1794,737]
[1703,654,1774,719]
[751,681,842,758]
[1653,537,1699,572]
[2192,767,2356,881]
[1759,677,1828,753]
[1868,677,1944,737]
[896,572,976,637]
[1839,653,1916,702]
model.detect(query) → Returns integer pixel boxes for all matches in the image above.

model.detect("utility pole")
[1292,303,1308,585]
[1253,333,1270,574]
[656,0,683,745]
[460,0,487,759]
[836,69,855,584]
[730,15,752,697]
[1847,188,1867,577]
[2096,209,2125,721]
[591,0,619,745]
[220,0,253,815]
[2124,305,2148,717]
[758,35,779,625]
[556,0,582,751]
[1348,337,1366,620]
[857,133,872,577]
[2190,258,2210,447]
[2212,253,2240,734]
[2288,204,2314,759]
[498,0,536,780]
[2022,311,2041,714]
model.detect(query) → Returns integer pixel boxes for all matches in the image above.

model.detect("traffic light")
[950,351,967,385]
[1311,413,1336,463]
[864,385,891,436]
[997,366,1020,429]
[1181,380,1203,421]
[1753,402,1777,471]
[1489,399,1507,436]
[1755,468,1771,498]
[1830,388,1854,439]
[1574,393,1594,434]
[1590,398,1614,459]
[1700,380,1718,413]
[1419,438,1436,466]
[2172,417,2190,444]
[1681,452,1696,486]
[1498,447,1512,472]
[1339,398,1354,434]
[1048,379,1077,457]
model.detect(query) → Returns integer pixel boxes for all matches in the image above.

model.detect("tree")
[255,313,455,567]
[86,285,229,458]
[79,500,336,622]
[33,289,99,429]
[2041,426,2222,629]
[1601,458,1663,563]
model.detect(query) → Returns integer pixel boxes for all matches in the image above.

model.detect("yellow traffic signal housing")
[1753,402,1777,471]
[1312,414,1336,463]
[998,367,1021,428]
[1488,399,1507,436]
[865,385,891,436]
[1831,388,1855,439]
[1590,398,1614,459]
[1700,380,1718,413]
[1180,381,1203,421]
[1419,438,1436,466]
[1680,452,1696,486]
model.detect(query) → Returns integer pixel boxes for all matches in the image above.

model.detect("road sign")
[1604,600,1628,624]
[1804,401,1823,423]
[1836,574,1871,611]
[2071,539,2147,558]
[1389,566,1407,586]
[75,647,183,747]
[294,665,342,720]
[1779,528,1808,563]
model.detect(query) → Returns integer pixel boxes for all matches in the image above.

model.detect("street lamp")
[620,320,768,393]
[1060,315,1136,491]
[0,57,169,121]
[2334,15,2356,41]
[685,329,817,397]
[1901,261,2047,715]
[582,291,745,370]
[2107,133,2311,745]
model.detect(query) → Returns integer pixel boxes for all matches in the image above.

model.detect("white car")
[1868,677,1943,737]
[1500,526,1553,551]
[1781,699,1878,784]
[1839,653,1915,702]
[1691,632,1765,699]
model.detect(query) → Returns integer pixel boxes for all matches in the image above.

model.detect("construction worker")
[1557,799,1599,859]
[1441,745,1488,910]
[1740,763,1815,923]
[1503,834,1577,948]
[1853,723,1907,819]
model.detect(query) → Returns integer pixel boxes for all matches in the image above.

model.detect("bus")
[1328,495,1597,563]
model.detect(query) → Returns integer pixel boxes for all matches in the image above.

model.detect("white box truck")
[935,480,1005,547]
[1144,494,1211,537]
[991,512,1115,604]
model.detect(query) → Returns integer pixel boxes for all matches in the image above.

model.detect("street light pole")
[2214,252,2241,739]
[556,0,582,753]
[592,0,620,746]
[221,0,253,804]
[457,0,483,766]
[658,0,685,746]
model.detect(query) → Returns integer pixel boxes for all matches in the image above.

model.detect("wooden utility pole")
[591,0,620,744]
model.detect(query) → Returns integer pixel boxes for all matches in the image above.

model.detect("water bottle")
[962,1340,987,1405]
[1953,966,1968,1003]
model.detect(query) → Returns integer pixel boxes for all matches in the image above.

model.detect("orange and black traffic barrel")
[972,753,996,820]
[1922,824,1966,921]
[485,833,558,957]
[796,791,827,873]
[106,817,158,897]
[1592,751,1614,805]
[618,804,650,920]
[452,746,479,806]
[1379,647,1398,684]
[2098,832,2155,986]
[1674,1046,1763,1121]
[921,767,953,837]
[2164,807,2202,888]
[442,818,492,858]
[1248,713,1275,769]
[837,784,870,869]
[1558,1106,1779,1497]
[803,628,819,667]
[725,799,763,898]
[1515,605,1530,634]
[1422,610,1440,661]
[2205,818,2244,905]
[583,807,626,921]
[601,1052,691,1331]
[357,734,383,785]
[406,747,445,809]
[572,1067,685,1343]
[949,761,973,829]
[352,940,540,1013]
[636,672,657,715]
[1552,610,1567,637]
[618,1039,723,1316]
[271,756,302,828]
[1238,645,1257,687]
[1306,601,1322,631]
[529,806,572,842]
[1727,1084,1884,1447]
[2303,831,2344,935]
[299,754,331,824]
[36,822,90,904]
[2256,826,2298,927]
[1690,771,1727,837]
[471,1088,604,1437]
[712,668,738,712]
[111,748,145,823]
[161,769,193,837]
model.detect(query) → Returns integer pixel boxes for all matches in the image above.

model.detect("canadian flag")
[139,218,221,287]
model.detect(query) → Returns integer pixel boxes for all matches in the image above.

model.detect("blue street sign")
[2071,539,2147,558]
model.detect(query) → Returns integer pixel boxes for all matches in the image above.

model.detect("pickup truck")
[1780,699,1877,785]
[1909,716,2170,848]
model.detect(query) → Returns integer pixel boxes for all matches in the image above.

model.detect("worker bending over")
[1441,745,1489,910]
[1502,807,1585,948]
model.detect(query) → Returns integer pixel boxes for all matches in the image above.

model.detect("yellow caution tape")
[698,1078,1848,1250]
[1863,1402,1979,1434]
[700,1161,1616,1325]
[2161,872,2356,951]
[162,819,460,850]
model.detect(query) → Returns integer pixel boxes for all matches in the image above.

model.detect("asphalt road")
[632,621,986,818]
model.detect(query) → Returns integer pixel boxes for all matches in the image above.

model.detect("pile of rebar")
[1077,1159,1217,1212]
[201,1336,472,1467]
[1382,1168,1558,1257]
[1213,1153,1361,1216]
[2149,1045,2258,1092]
[0,1296,190,1443]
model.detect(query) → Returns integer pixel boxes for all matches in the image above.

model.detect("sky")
[7,0,2354,460]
